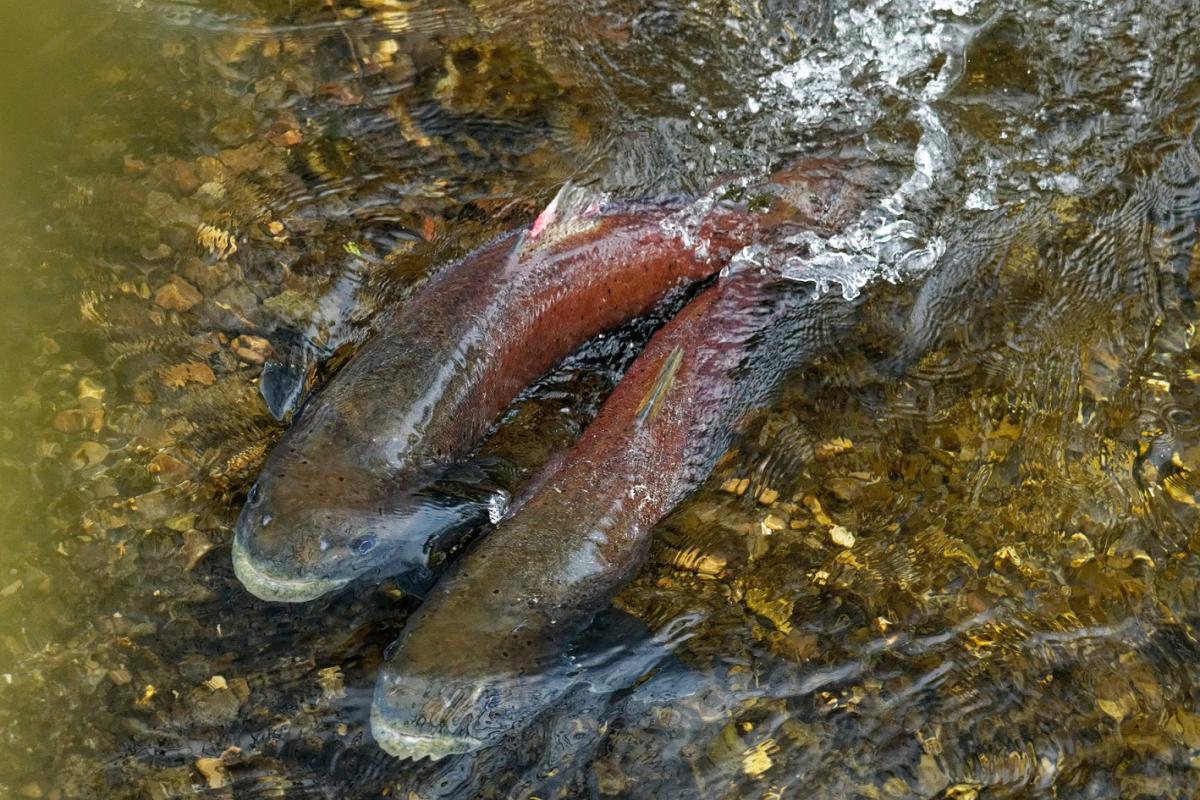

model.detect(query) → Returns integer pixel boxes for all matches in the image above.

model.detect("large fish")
[232,190,767,602]
[369,263,858,759]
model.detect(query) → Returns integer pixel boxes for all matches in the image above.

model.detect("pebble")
[228,677,251,703]
[148,452,190,484]
[70,442,110,470]
[160,361,216,388]
[270,128,303,147]
[153,276,203,312]
[77,377,106,401]
[721,477,750,495]
[661,545,727,577]
[830,525,856,548]
[182,530,215,571]
[231,334,272,365]
[164,513,196,532]
[140,243,173,262]
[803,495,833,526]
[52,409,89,433]
[171,160,200,194]
[195,758,229,790]
[195,181,227,204]
[187,682,241,726]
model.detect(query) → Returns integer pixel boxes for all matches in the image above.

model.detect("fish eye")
[350,535,377,556]
[247,483,262,507]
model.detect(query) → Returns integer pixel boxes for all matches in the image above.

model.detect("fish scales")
[233,200,763,602]
[370,266,857,759]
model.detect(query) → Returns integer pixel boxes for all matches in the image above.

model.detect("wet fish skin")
[370,266,857,758]
[233,200,764,602]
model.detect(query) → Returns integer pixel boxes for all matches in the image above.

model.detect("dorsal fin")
[634,346,684,427]
[528,181,608,245]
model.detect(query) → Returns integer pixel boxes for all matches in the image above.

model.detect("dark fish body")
[370,266,856,759]
[233,200,764,602]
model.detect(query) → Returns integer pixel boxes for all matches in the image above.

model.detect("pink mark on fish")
[530,183,603,241]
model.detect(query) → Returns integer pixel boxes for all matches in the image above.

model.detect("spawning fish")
[232,189,767,602]
[369,263,858,759]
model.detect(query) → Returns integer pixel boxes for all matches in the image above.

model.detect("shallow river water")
[2,0,1200,797]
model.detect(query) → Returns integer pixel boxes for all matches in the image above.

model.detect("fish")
[369,263,858,759]
[232,188,768,602]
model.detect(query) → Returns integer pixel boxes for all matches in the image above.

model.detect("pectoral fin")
[569,606,703,696]
[634,346,684,428]
[260,328,311,421]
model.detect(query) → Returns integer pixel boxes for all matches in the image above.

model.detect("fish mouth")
[231,537,349,603]
[370,704,484,760]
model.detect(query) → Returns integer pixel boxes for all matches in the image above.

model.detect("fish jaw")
[231,535,350,603]
[370,703,484,760]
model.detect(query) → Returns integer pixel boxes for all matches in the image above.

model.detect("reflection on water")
[2,0,1200,797]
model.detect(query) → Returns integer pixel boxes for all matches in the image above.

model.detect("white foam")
[747,0,980,300]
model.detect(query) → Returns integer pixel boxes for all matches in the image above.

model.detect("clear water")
[2,0,1200,797]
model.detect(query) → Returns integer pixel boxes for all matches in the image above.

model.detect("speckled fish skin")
[233,201,764,603]
[370,266,857,759]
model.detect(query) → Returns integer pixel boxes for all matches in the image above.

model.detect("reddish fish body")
[233,199,764,602]
[370,266,856,758]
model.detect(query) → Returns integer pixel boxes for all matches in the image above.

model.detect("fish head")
[231,457,386,602]
[370,647,574,760]
[232,455,505,603]
[370,593,579,760]
[369,602,698,760]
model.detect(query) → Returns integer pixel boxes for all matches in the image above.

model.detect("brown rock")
[182,530,215,570]
[195,757,229,790]
[218,143,265,175]
[187,683,241,726]
[227,678,251,704]
[77,377,106,401]
[268,127,303,147]
[52,409,87,433]
[171,160,200,194]
[132,489,174,522]
[231,335,272,365]
[160,361,216,388]
[70,442,110,470]
[213,32,258,64]
[149,452,190,484]
[195,156,224,182]
[154,276,203,312]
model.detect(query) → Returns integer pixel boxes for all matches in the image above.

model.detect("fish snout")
[370,671,489,760]
[231,489,352,603]
[231,528,351,603]
[369,702,484,760]
[371,653,573,759]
